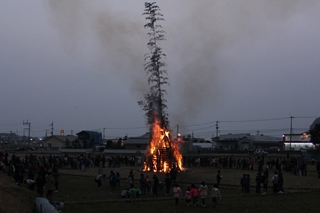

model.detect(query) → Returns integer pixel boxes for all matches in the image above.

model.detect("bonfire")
[140,2,184,173]
[143,118,184,173]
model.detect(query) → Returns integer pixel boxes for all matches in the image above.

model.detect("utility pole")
[176,124,179,138]
[103,128,106,140]
[50,122,54,136]
[23,120,30,148]
[215,121,219,138]
[290,116,294,153]
[190,131,194,151]
[23,129,25,144]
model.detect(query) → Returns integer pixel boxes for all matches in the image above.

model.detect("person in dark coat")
[216,170,222,187]
[164,173,172,196]
[36,174,45,197]
[152,174,159,196]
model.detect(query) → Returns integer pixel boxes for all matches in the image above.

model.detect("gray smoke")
[45,0,318,135]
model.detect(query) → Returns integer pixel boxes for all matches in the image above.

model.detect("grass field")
[1,154,320,213]
[52,160,320,213]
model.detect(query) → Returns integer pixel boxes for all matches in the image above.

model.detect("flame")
[143,118,184,173]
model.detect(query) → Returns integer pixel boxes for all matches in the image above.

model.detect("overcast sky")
[1,0,320,139]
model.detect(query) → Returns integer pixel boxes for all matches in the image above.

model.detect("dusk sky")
[1,0,320,140]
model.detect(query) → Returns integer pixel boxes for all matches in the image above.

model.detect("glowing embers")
[143,119,184,173]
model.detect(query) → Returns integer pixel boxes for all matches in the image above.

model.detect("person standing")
[127,173,134,189]
[255,172,262,194]
[139,173,147,195]
[316,162,320,178]
[17,162,25,186]
[109,171,117,191]
[198,181,208,207]
[173,183,182,205]
[52,166,60,192]
[210,184,221,208]
[278,169,284,193]
[152,174,159,196]
[262,169,269,195]
[240,174,247,195]
[36,174,45,197]
[190,183,199,206]
[185,187,192,207]
[45,172,55,203]
[216,170,222,187]
[246,174,251,193]
[170,166,178,184]
[164,173,172,196]
[272,171,279,193]
[98,161,103,174]
[115,172,121,188]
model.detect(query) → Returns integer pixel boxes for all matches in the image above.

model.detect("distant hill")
[0,172,36,213]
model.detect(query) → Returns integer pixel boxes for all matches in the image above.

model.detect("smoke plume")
[45,0,317,135]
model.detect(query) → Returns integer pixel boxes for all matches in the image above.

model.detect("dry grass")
[1,153,320,213]
[52,161,320,213]
[0,173,36,213]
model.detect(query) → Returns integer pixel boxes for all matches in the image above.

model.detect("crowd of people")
[0,150,318,209]
[0,151,61,203]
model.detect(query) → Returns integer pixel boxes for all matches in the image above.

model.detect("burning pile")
[140,3,183,173]
[143,118,184,173]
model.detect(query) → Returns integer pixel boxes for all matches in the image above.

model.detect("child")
[198,181,208,207]
[210,184,221,208]
[173,183,182,205]
[185,187,192,206]
[190,183,199,206]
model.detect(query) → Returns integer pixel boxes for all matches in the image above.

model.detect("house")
[124,132,150,152]
[213,133,251,150]
[192,142,214,150]
[0,132,20,143]
[238,135,282,151]
[76,131,102,148]
[42,135,80,150]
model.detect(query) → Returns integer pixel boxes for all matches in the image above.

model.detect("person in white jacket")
[210,184,221,208]
[198,181,208,207]
[173,183,182,205]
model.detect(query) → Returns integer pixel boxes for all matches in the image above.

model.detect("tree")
[106,140,114,149]
[310,124,320,144]
[138,2,170,130]
[115,138,123,149]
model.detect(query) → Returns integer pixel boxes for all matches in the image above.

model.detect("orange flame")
[143,118,184,173]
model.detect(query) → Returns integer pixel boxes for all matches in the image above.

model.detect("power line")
[175,116,319,128]
[219,117,289,123]
[1,116,318,138]
[179,121,216,128]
